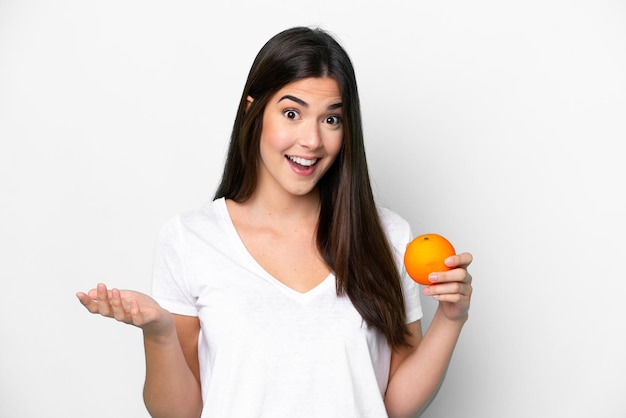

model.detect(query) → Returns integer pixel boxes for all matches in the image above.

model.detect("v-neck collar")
[215,197,335,303]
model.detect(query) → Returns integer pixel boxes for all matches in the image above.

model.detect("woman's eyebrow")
[278,95,308,107]
[278,95,343,110]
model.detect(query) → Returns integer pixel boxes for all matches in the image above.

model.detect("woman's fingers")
[423,251,474,320]
[424,280,471,298]
[423,253,473,302]
[424,279,470,301]
[77,284,133,322]
[430,269,466,284]
[77,284,174,335]
[76,291,100,314]
[95,283,113,316]
[444,252,473,269]
[129,298,148,326]
[110,288,131,322]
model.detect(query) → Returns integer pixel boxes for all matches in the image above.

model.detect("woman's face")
[255,77,344,199]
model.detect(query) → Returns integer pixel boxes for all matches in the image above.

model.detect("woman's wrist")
[434,305,469,328]
[142,310,177,345]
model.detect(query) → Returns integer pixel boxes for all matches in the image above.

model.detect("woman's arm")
[77,284,203,418]
[142,313,202,418]
[385,252,473,418]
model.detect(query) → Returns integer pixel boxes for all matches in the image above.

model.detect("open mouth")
[286,155,319,168]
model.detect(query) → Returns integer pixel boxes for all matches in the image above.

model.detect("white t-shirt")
[152,197,423,418]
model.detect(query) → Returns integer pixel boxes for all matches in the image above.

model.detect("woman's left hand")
[423,252,473,321]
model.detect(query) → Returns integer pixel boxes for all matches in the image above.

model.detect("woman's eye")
[284,109,299,120]
[325,115,342,126]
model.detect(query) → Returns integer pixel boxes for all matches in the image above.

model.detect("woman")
[77,26,473,418]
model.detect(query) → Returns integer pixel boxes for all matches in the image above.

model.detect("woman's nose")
[298,122,323,149]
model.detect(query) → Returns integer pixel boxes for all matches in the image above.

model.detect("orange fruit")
[404,233,456,285]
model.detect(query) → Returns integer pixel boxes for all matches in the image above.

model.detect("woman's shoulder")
[157,198,229,242]
[377,205,411,245]
[377,205,411,236]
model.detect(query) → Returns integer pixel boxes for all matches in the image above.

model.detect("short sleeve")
[151,215,199,317]
[377,206,424,324]
[398,228,424,324]
[399,239,424,324]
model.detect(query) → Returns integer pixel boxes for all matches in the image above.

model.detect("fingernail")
[444,257,454,267]
[429,273,438,282]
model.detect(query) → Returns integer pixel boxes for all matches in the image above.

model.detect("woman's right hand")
[76,283,174,338]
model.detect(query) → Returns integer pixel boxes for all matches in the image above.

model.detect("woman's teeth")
[287,156,318,167]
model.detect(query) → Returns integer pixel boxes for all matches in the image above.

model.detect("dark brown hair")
[214,27,410,347]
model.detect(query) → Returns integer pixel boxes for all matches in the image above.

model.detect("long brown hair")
[214,27,411,347]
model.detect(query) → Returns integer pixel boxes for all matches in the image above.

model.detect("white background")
[1,1,625,417]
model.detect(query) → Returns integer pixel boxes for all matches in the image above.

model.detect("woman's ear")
[246,96,254,112]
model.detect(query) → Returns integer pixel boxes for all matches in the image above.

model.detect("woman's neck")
[240,187,321,224]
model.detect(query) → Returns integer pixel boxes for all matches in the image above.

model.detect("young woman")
[77,26,473,418]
